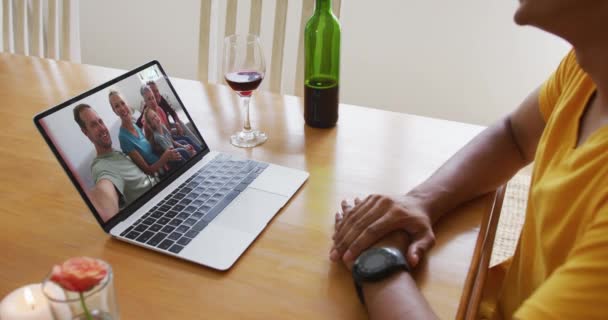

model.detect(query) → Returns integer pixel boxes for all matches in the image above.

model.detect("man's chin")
[101,140,112,149]
[513,7,529,25]
[515,0,542,26]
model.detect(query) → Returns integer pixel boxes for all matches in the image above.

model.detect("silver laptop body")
[110,150,308,270]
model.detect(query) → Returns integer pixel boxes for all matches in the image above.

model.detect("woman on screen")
[146,79,203,147]
[108,90,181,176]
[138,84,201,151]
[143,108,198,169]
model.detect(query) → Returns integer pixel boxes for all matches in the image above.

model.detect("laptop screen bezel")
[33,60,210,233]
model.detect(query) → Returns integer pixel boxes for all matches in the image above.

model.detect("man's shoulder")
[93,150,121,161]
[92,152,126,172]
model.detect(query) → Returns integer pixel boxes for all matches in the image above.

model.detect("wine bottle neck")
[314,0,332,13]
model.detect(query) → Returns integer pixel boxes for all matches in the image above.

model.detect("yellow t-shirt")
[489,50,608,319]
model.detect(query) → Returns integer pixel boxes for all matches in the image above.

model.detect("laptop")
[34,61,308,270]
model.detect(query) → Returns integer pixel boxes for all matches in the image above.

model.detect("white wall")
[115,75,146,113]
[80,0,570,126]
[80,0,201,79]
[340,1,570,124]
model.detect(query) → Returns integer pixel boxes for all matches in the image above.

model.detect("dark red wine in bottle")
[304,77,339,128]
[225,71,263,97]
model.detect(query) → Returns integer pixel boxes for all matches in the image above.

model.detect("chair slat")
[61,0,69,60]
[248,0,262,36]
[62,0,80,61]
[224,0,237,39]
[14,0,27,55]
[47,0,59,59]
[30,0,44,57]
[198,0,212,82]
[269,0,288,93]
[332,0,341,18]
[2,0,15,52]
[295,0,314,96]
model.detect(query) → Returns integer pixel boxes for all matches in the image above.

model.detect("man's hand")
[161,148,182,163]
[333,200,439,319]
[185,144,195,156]
[334,208,410,271]
[331,195,435,268]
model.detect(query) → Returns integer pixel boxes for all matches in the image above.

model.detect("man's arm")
[364,272,437,320]
[128,150,179,175]
[89,179,120,221]
[411,86,546,223]
[333,86,547,265]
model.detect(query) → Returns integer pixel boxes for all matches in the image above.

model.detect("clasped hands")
[330,194,436,270]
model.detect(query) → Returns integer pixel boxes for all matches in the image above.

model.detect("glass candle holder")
[42,261,119,320]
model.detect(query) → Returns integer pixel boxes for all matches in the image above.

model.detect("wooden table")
[0,54,498,319]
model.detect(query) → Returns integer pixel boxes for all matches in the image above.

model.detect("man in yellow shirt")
[330,1,608,319]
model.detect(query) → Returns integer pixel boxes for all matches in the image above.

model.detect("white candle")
[0,284,53,320]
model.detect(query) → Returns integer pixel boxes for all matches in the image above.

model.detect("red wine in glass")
[223,34,267,148]
[224,71,264,97]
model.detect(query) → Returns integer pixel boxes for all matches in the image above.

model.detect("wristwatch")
[352,247,410,305]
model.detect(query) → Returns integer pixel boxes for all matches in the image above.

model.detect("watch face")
[354,247,409,283]
[361,251,390,273]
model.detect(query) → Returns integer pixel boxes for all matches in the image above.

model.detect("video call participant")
[144,108,193,167]
[73,103,158,221]
[136,85,170,132]
[146,80,183,134]
[108,90,182,176]
[146,80,203,146]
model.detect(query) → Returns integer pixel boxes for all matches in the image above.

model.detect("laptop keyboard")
[119,154,268,254]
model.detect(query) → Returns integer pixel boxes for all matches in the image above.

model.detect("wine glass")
[223,34,267,148]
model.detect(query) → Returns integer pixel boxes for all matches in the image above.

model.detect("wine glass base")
[231,130,267,148]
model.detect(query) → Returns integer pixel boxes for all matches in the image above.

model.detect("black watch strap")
[354,278,366,306]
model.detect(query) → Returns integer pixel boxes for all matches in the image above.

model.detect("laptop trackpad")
[212,188,287,234]
[181,223,254,270]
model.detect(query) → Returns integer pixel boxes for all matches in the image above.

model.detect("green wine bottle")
[304,0,341,128]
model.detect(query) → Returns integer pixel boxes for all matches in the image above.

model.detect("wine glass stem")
[242,95,252,132]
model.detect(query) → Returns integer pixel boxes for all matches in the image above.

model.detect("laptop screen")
[35,62,208,227]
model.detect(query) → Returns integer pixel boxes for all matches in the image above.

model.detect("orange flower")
[50,257,108,292]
